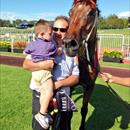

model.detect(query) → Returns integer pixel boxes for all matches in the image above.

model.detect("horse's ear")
[74,0,97,4]
[90,0,96,9]
[74,0,81,4]
[91,0,96,3]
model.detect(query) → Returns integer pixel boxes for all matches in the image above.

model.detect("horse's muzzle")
[63,39,79,57]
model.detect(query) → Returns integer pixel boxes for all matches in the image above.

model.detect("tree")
[13,19,23,27]
[0,19,12,27]
[106,15,118,29]
[0,15,128,29]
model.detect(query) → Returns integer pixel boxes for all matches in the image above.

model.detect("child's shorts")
[30,70,52,90]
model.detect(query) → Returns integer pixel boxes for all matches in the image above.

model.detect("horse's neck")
[78,40,97,62]
[78,39,99,80]
[78,45,86,59]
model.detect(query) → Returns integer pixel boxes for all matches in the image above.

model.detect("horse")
[63,0,100,129]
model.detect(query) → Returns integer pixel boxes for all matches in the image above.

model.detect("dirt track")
[101,66,130,78]
[0,55,130,78]
[0,55,25,67]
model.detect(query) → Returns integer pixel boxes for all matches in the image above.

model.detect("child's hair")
[34,19,51,36]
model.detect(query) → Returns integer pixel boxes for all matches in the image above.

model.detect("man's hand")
[23,59,54,71]
[99,72,113,83]
[38,60,54,70]
[54,80,63,90]
[54,75,79,90]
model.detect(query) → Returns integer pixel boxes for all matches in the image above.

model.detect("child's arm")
[24,42,34,54]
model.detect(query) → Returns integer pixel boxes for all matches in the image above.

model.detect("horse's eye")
[89,10,95,17]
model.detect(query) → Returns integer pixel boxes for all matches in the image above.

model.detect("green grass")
[100,61,130,69]
[0,51,25,57]
[98,29,130,36]
[98,29,130,48]
[0,27,33,34]
[0,65,130,130]
[0,65,32,130]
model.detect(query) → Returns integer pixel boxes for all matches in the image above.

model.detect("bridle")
[82,10,98,46]
[82,9,98,73]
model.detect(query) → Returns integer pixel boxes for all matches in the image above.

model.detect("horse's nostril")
[64,39,78,49]
[70,40,78,48]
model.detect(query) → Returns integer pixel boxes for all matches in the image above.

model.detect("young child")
[24,19,62,129]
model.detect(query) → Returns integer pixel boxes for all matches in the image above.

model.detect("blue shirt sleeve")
[71,57,80,76]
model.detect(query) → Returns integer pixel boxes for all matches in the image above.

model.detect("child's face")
[42,27,52,41]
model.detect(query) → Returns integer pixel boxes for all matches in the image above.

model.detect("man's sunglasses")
[53,27,68,33]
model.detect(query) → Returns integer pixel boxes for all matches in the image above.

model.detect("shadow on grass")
[72,84,130,130]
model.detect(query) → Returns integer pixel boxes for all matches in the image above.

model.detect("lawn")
[100,61,130,69]
[0,51,25,57]
[98,29,130,36]
[0,65,130,130]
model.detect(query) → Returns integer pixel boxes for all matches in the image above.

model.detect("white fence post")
[98,34,130,59]
[122,35,125,51]
[11,36,14,52]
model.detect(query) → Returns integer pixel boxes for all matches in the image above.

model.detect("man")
[23,16,79,130]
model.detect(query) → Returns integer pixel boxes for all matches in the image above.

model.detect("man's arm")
[54,75,79,90]
[99,72,130,87]
[23,58,54,71]
[111,76,130,87]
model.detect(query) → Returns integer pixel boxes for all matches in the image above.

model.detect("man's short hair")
[54,16,70,24]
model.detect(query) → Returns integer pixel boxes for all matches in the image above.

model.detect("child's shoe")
[35,113,53,129]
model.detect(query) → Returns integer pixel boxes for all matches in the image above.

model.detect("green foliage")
[106,15,124,29]
[103,49,123,59]
[0,41,11,49]
[98,15,129,29]
[0,13,129,29]
[13,19,23,27]
[0,19,12,27]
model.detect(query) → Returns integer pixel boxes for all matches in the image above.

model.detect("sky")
[0,0,130,21]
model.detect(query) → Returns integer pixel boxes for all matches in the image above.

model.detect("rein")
[82,10,98,74]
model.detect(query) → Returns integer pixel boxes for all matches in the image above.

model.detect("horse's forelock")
[73,0,96,9]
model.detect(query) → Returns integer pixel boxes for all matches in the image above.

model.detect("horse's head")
[63,0,98,57]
